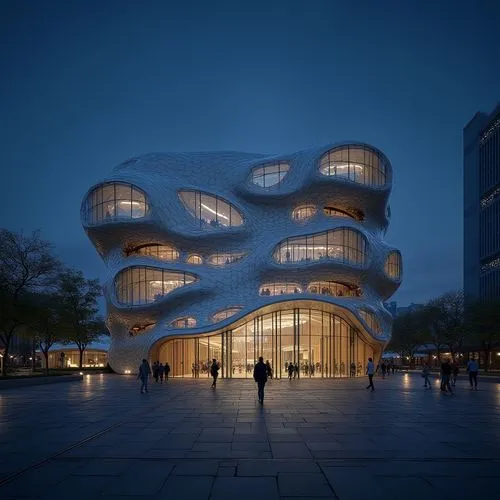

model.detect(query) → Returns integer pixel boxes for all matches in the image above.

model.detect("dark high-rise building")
[464,103,500,300]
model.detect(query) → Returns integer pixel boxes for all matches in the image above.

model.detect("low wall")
[0,374,83,390]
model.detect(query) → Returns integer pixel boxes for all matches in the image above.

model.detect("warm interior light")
[201,203,229,220]
[118,201,142,206]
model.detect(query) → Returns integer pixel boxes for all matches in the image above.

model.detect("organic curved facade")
[81,143,401,376]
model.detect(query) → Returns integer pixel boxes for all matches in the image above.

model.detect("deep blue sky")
[1,0,499,307]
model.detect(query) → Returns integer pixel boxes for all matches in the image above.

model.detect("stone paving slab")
[0,373,499,499]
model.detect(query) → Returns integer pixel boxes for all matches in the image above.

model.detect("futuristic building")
[81,143,402,377]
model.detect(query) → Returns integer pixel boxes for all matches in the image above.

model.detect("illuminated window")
[274,228,367,267]
[187,254,203,264]
[251,162,290,188]
[384,251,402,280]
[293,205,317,220]
[211,307,243,323]
[170,317,197,328]
[179,190,243,228]
[320,146,386,186]
[126,244,179,261]
[115,267,197,306]
[129,322,156,336]
[207,253,246,266]
[259,283,302,296]
[307,281,361,297]
[359,309,382,335]
[83,182,148,224]
[323,207,362,221]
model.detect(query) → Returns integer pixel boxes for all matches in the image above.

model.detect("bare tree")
[0,230,60,375]
[24,292,65,375]
[428,291,466,358]
[388,312,427,361]
[58,269,103,368]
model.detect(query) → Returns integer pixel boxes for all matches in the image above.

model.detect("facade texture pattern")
[82,143,402,375]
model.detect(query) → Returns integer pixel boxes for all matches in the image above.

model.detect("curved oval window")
[207,253,246,266]
[129,322,156,336]
[259,283,302,296]
[251,162,290,188]
[359,309,382,335]
[293,205,317,221]
[170,317,197,328]
[323,207,363,221]
[320,146,386,186]
[115,267,198,306]
[83,182,148,225]
[307,281,361,297]
[211,307,243,323]
[187,254,203,265]
[274,228,367,267]
[179,190,243,228]
[384,251,402,280]
[126,244,179,261]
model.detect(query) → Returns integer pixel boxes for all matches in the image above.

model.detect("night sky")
[1,0,499,308]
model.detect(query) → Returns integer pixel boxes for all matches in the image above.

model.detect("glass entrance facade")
[156,307,375,378]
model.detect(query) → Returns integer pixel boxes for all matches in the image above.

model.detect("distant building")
[39,335,110,369]
[383,301,423,318]
[464,103,500,300]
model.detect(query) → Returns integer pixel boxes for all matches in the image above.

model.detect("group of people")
[421,357,479,393]
[137,360,171,393]
[136,355,481,400]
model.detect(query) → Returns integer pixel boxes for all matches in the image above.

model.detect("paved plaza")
[0,372,499,499]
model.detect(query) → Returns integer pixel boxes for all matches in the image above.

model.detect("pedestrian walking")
[137,359,151,394]
[366,357,375,391]
[422,362,432,389]
[153,361,159,383]
[440,359,453,394]
[381,362,387,379]
[165,362,170,380]
[253,356,268,404]
[265,360,273,379]
[467,357,479,390]
[350,362,356,377]
[210,358,220,389]
[158,363,165,383]
[451,361,459,387]
[288,362,294,380]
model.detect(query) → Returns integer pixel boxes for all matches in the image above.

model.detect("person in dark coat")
[210,358,220,389]
[253,356,268,404]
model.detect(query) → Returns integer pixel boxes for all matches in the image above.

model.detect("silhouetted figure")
[350,362,356,377]
[366,357,375,391]
[288,363,294,380]
[210,358,220,389]
[153,361,160,383]
[265,360,273,379]
[451,361,459,387]
[467,358,479,389]
[254,356,268,404]
[137,359,151,394]
[440,359,453,394]
[422,362,432,389]
[158,363,165,383]
[165,362,170,380]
